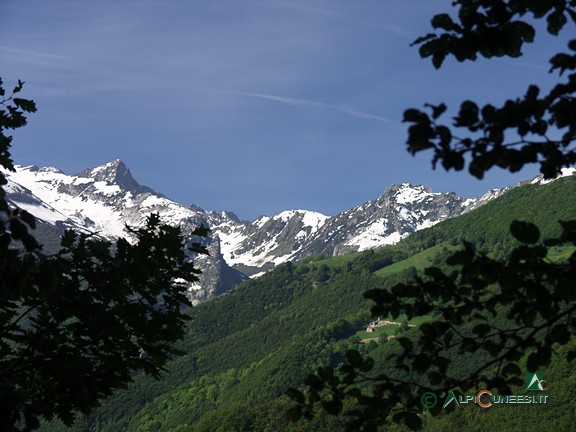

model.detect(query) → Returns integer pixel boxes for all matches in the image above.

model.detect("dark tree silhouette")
[0,79,207,431]
[289,1,576,430]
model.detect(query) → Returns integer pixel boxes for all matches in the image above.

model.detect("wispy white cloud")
[380,23,414,40]
[0,45,74,70]
[0,45,67,60]
[217,89,399,125]
[266,1,412,39]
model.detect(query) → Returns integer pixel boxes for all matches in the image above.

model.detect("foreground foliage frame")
[289,1,576,430]
[0,79,207,431]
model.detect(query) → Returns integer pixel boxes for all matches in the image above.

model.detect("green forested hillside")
[42,175,576,431]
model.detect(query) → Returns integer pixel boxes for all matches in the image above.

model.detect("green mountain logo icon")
[442,391,458,409]
[526,372,546,391]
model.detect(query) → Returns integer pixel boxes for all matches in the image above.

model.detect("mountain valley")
[33,167,576,432]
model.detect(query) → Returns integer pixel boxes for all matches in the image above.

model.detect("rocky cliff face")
[186,236,248,305]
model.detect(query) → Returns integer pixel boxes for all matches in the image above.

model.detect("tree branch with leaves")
[0,79,208,431]
[288,1,576,430]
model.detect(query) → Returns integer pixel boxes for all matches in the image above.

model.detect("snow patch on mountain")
[395,183,433,205]
[7,165,128,237]
[217,209,329,270]
[344,218,404,251]
[274,210,328,228]
[7,184,69,225]
[529,167,576,185]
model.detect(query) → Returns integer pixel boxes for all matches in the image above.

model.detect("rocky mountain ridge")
[4,160,574,299]
[3,160,247,303]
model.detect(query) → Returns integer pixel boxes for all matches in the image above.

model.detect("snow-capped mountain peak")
[6,159,574,293]
[76,159,153,195]
[390,183,437,205]
[3,161,247,302]
[7,162,147,237]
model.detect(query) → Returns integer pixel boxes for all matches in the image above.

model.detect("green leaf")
[432,51,446,69]
[454,100,479,127]
[403,109,427,123]
[428,371,442,385]
[559,220,576,242]
[431,14,457,31]
[568,9,576,25]
[526,350,545,372]
[510,221,540,244]
[392,283,420,298]
[360,357,374,373]
[472,324,490,335]
[13,98,37,113]
[551,324,570,345]
[321,399,343,415]
[346,350,364,368]
[12,79,24,94]
[18,209,36,229]
[427,103,447,120]
[285,388,305,404]
[192,224,210,236]
[404,411,423,431]
[502,362,521,377]
[286,407,302,422]
[547,11,567,35]
[397,337,413,353]
[442,151,465,171]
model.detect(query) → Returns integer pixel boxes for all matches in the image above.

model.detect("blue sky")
[1,1,570,220]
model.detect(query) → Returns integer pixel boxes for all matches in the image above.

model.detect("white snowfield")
[7,165,128,237]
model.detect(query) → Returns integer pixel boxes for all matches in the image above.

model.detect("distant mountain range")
[4,159,574,302]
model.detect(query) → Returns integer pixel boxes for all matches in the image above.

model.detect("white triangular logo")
[528,373,544,390]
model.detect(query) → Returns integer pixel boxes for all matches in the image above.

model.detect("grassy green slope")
[401,176,576,256]
[42,175,576,432]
